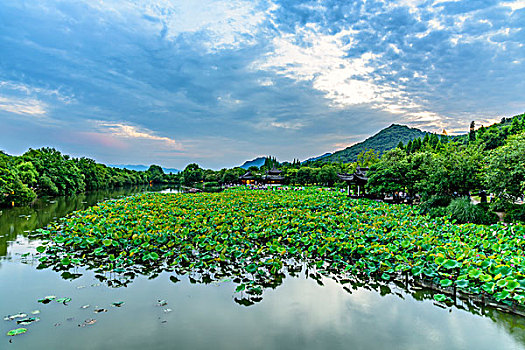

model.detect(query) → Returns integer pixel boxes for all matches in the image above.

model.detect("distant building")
[337,166,368,196]
[262,168,285,185]
[239,171,256,185]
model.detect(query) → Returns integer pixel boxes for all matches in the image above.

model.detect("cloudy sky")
[0,0,523,169]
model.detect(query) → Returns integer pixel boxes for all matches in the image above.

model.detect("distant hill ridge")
[110,164,180,173]
[313,124,431,163]
[239,156,267,169]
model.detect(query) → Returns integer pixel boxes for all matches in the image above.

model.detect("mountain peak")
[309,124,431,163]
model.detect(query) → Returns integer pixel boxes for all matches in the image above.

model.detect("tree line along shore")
[1,113,524,224]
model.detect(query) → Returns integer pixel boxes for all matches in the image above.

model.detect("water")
[1,188,525,349]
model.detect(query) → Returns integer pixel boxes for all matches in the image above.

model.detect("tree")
[0,164,36,206]
[221,169,238,184]
[147,165,165,183]
[296,167,313,185]
[317,165,338,186]
[366,148,410,195]
[16,161,38,186]
[356,149,379,168]
[182,164,203,186]
[485,133,525,203]
[469,121,476,142]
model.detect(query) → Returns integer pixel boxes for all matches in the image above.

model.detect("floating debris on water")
[31,310,40,315]
[157,300,167,307]
[76,285,86,289]
[56,297,72,304]
[111,302,124,307]
[93,308,107,313]
[38,296,56,304]
[79,319,97,327]
[163,308,172,313]
[80,305,90,309]
[17,317,39,325]
[4,313,28,321]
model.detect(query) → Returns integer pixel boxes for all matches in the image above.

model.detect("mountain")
[239,157,267,169]
[303,153,331,163]
[110,164,180,173]
[315,124,431,163]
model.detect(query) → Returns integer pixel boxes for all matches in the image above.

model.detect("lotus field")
[35,188,525,312]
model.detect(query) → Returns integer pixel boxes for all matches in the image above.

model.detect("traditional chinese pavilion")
[337,166,368,196]
[262,168,285,185]
[239,171,256,185]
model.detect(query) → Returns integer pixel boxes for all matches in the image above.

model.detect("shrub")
[505,204,525,223]
[419,194,452,215]
[446,197,499,225]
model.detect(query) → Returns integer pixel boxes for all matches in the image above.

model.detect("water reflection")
[1,259,524,350]
[0,185,177,257]
[1,187,525,349]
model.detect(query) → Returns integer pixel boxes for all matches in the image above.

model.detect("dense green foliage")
[36,189,525,309]
[321,124,431,163]
[367,113,525,222]
[0,148,177,207]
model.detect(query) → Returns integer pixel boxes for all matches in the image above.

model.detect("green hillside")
[322,124,431,163]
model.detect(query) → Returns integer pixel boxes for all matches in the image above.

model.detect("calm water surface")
[1,188,525,350]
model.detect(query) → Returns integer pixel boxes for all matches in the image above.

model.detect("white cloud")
[0,81,74,104]
[502,0,525,12]
[255,118,306,130]
[255,25,382,107]
[0,96,47,116]
[97,122,182,150]
[254,23,446,129]
[86,0,269,51]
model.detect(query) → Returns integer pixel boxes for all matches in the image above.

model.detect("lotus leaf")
[433,294,447,302]
[7,328,27,336]
[32,188,525,312]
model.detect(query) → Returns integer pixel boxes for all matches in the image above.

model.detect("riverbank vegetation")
[0,148,178,207]
[36,188,525,312]
[2,113,524,224]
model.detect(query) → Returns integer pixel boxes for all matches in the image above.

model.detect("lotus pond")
[2,187,525,349]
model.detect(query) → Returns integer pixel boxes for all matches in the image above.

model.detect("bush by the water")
[446,197,499,225]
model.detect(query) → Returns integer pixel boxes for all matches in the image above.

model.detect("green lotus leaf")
[496,279,508,288]
[479,274,492,282]
[435,256,445,265]
[245,263,258,273]
[440,279,453,287]
[411,266,423,276]
[7,328,27,336]
[468,269,482,279]
[495,290,510,301]
[433,294,447,302]
[505,280,520,291]
[496,266,512,276]
[442,259,460,270]
[36,246,46,253]
[455,279,469,288]
[54,236,66,244]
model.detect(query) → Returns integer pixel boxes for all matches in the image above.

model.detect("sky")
[0,0,524,169]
